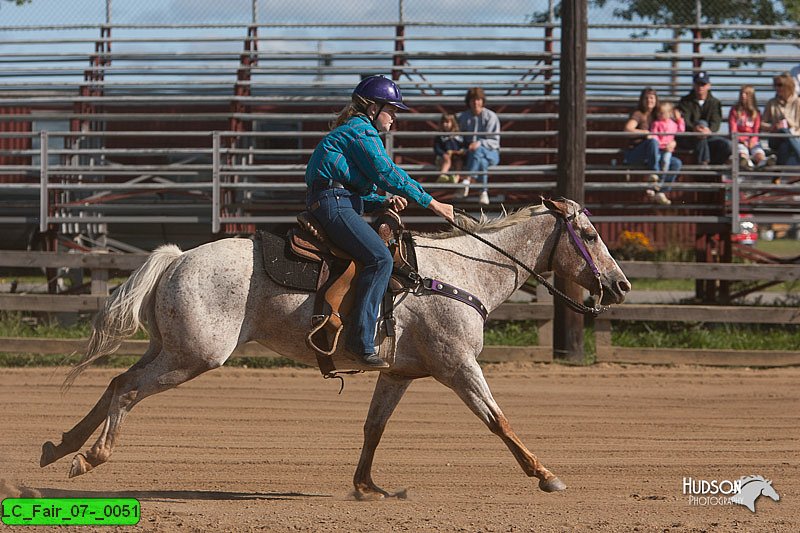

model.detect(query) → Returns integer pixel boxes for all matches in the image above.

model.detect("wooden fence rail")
[1,253,798,366]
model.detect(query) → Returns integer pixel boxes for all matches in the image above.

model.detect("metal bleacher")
[1,5,799,251]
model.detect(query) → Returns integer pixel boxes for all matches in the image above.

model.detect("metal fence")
[1,0,799,249]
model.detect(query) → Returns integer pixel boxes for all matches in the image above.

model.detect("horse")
[40,198,630,498]
[730,475,780,512]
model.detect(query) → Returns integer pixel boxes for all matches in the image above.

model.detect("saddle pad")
[255,231,319,292]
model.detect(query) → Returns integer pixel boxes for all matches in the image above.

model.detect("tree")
[533,1,800,60]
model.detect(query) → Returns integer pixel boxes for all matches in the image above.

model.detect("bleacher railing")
[1,18,799,238]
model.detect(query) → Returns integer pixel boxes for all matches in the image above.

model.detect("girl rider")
[305,75,455,369]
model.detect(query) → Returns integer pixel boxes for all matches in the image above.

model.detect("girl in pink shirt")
[650,101,685,174]
[729,85,768,169]
[647,102,685,204]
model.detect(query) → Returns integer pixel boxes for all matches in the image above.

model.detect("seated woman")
[433,113,465,183]
[762,72,800,166]
[622,87,681,205]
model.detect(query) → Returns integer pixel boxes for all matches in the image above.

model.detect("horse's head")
[760,479,780,502]
[543,198,631,305]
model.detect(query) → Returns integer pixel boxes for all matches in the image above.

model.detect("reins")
[449,207,607,317]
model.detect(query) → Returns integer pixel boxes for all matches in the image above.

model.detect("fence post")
[39,130,49,233]
[730,130,740,234]
[555,0,587,362]
[594,318,611,362]
[536,277,553,348]
[212,131,221,234]
[91,257,109,296]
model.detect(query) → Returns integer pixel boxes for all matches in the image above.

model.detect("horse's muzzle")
[600,277,631,305]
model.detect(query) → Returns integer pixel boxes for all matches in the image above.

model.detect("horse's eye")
[584,232,597,242]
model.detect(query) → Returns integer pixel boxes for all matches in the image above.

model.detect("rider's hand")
[428,199,455,223]
[387,196,408,212]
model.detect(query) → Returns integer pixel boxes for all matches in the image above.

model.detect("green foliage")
[533,1,800,62]
[0,312,148,340]
[595,0,790,60]
[614,321,800,350]
[484,321,539,346]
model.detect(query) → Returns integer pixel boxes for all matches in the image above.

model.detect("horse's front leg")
[353,373,412,500]
[440,359,566,493]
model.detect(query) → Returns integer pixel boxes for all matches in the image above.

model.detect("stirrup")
[306,314,343,356]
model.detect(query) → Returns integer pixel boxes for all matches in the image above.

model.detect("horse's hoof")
[353,489,386,501]
[539,476,567,492]
[40,441,57,467]
[68,453,92,478]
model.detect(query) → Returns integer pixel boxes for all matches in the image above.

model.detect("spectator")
[762,72,800,166]
[729,85,771,169]
[622,87,680,204]
[457,87,500,205]
[790,64,800,96]
[305,75,454,368]
[677,71,732,165]
[649,101,685,205]
[433,113,464,183]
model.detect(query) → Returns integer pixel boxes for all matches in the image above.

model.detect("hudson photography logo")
[682,475,780,513]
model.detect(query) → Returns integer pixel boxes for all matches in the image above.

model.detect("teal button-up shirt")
[305,115,433,211]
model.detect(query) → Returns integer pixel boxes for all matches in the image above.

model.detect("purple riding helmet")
[352,75,410,111]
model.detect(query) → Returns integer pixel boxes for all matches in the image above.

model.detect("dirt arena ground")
[1,363,798,532]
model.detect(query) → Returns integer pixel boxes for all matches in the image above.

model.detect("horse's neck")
[420,213,556,312]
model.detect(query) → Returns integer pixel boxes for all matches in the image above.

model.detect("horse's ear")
[542,197,568,215]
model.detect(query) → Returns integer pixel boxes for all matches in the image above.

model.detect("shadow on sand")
[33,488,332,503]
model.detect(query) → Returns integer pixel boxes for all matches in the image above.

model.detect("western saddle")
[287,208,419,377]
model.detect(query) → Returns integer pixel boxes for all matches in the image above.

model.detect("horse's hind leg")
[41,341,162,468]
[439,360,566,493]
[68,350,215,478]
[353,373,412,500]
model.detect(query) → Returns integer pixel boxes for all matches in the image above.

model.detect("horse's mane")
[740,475,768,486]
[417,204,548,240]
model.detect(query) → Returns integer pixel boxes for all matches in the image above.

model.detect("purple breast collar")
[422,278,488,321]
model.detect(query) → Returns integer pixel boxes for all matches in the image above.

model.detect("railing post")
[385,130,394,160]
[212,131,221,234]
[730,130,740,234]
[544,0,555,96]
[39,130,49,233]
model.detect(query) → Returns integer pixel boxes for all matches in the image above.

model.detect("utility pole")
[554,0,587,362]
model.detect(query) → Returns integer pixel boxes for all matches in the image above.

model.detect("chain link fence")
[3,0,794,27]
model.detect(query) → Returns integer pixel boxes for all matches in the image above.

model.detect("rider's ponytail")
[330,94,372,129]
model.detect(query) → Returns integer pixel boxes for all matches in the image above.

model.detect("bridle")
[450,205,607,317]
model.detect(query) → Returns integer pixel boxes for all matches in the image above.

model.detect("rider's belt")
[309,179,347,194]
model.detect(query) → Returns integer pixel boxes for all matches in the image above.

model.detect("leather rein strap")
[449,207,607,317]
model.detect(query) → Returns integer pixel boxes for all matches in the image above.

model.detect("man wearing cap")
[677,71,732,165]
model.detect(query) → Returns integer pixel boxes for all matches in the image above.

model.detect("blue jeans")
[307,188,392,355]
[657,151,682,191]
[771,128,800,165]
[464,146,500,192]
[623,138,659,170]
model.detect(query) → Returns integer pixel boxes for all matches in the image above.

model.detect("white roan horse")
[41,198,630,497]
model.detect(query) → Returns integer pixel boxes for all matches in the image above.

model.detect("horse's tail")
[63,244,184,390]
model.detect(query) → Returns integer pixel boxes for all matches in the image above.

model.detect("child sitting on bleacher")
[433,113,465,183]
[648,102,685,205]
[729,85,771,169]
